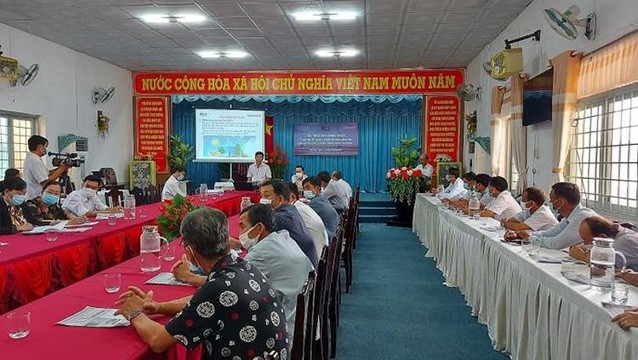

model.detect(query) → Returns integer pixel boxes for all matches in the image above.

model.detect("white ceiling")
[0,0,531,71]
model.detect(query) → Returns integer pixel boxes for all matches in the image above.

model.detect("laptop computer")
[234,181,258,191]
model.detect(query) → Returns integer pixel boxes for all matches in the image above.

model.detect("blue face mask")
[187,247,205,275]
[42,193,59,205]
[10,194,26,206]
[303,190,315,199]
[463,183,469,190]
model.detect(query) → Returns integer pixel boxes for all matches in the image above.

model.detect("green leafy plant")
[168,135,194,169]
[156,194,198,241]
[391,137,420,168]
[387,137,421,204]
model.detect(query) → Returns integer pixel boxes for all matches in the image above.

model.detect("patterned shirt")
[165,253,289,360]
[22,197,69,226]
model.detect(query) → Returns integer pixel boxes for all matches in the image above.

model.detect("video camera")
[48,151,85,168]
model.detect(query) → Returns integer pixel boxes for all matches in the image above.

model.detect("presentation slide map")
[195,109,265,162]
[294,123,359,156]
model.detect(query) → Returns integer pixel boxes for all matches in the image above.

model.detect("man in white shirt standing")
[246,151,271,184]
[290,165,307,190]
[287,182,329,258]
[502,187,558,231]
[480,176,521,221]
[438,168,466,200]
[505,182,597,249]
[161,166,186,201]
[62,175,120,217]
[414,153,434,178]
[23,135,69,200]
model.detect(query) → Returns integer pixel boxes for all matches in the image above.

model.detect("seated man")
[317,170,350,213]
[247,151,271,184]
[116,208,289,359]
[62,175,120,217]
[504,182,597,249]
[0,176,34,234]
[288,182,329,257]
[260,179,318,267]
[502,187,558,231]
[448,171,476,207]
[437,167,466,200]
[302,176,340,241]
[569,216,638,271]
[479,176,521,221]
[161,166,186,201]
[239,204,314,338]
[291,165,307,190]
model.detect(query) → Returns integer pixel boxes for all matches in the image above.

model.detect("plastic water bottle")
[140,225,163,272]
[240,196,252,212]
[468,192,480,220]
[123,195,136,220]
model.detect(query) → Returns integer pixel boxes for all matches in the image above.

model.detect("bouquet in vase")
[156,194,198,241]
[386,167,422,205]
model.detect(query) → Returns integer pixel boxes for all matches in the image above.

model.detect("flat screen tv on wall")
[523,68,553,127]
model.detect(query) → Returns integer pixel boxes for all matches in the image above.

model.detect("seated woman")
[0,177,34,234]
[22,180,85,226]
[501,187,558,231]
[479,176,522,221]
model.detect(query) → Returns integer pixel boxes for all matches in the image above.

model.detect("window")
[568,86,638,219]
[0,111,38,176]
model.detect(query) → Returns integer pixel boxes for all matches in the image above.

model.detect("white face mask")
[239,224,260,250]
[177,174,185,181]
[82,187,97,199]
[295,172,304,179]
[445,175,451,182]
[259,198,271,205]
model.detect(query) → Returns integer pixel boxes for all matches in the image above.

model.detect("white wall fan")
[544,5,596,40]
[10,63,39,87]
[92,86,116,104]
[457,84,481,101]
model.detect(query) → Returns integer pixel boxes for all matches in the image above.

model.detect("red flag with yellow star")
[265,115,274,155]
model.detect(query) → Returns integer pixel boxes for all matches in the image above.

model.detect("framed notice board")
[436,162,462,187]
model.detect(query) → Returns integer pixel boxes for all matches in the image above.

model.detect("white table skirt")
[412,195,638,359]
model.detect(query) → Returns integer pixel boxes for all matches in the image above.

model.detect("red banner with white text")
[426,96,460,162]
[133,70,464,95]
[134,96,170,172]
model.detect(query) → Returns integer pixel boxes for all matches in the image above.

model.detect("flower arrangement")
[434,153,452,162]
[267,145,288,179]
[133,152,154,161]
[386,167,422,204]
[156,194,198,241]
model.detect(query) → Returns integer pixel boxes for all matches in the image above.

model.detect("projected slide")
[195,109,265,163]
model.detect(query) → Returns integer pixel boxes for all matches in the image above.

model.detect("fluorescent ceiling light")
[198,50,249,59]
[315,49,359,58]
[141,14,206,24]
[294,11,358,21]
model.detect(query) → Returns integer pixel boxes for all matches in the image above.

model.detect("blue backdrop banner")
[172,96,422,192]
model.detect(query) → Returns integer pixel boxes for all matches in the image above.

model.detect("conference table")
[412,193,638,359]
[0,214,244,359]
[0,191,260,315]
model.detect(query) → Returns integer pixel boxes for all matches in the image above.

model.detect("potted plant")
[156,194,198,241]
[167,135,194,170]
[386,137,421,227]
[267,145,288,180]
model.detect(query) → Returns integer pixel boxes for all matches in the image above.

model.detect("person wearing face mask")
[302,176,340,241]
[438,168,466,200]
[23,135,70,200]
[501,187,558,231]
[161,166,187,201]
[62,175,120,217]
[290,165,307,190]
[479,176,521,221]
[0,176,34,234]
[448,171,476,207]
[287,182,330,256]
[504,182,597,249]
[22,180,86,225]
[115,208,289,359]
[260,179,318,267]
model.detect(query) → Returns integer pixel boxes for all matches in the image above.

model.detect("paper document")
[59,227,92,233]
[601,301,635,318]
[57,306,129,327]
[561,271,590,285]
[66,221,99,228]
[531,254,563,264]
[146,272,192,286]
[96,212,124,220]
[24,221,68,234]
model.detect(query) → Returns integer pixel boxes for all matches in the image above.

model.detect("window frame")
[0,110,39,175]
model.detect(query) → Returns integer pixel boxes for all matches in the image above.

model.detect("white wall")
[0,23,133,183]
[465,0,638,191]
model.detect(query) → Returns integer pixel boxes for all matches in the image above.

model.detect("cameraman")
[24,135,69,200]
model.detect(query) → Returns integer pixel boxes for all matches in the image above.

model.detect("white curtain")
[510,74,527,195]
[551,51,582,182]
[490,86,506,176]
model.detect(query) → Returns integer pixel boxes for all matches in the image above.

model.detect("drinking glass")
[162,240,176,262]
[529,243,541,259]
[107,214,117,226]
[104,273,121,293]
[45,229,58,242]
[7,311,31,339]
[611,281,629,304]
[561,257,577,274]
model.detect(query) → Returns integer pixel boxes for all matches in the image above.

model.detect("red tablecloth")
[0,214,243,359]
[0,191,259,314]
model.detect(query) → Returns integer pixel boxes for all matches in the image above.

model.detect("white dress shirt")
[613,226,638,271]
[293,200,329,258]
[62,189,108,217]
[439,178,466,200]
[486,190,522,221]
[512,205,559,231]
[247,163,271,183]
[530,204,597,249]
[414,163,434,178]
[322,179,350,211]
[23,152,50,200]
[161,175,185,201]
[479,191,493,206]
[290,173,307,191]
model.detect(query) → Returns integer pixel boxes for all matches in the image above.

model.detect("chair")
[131,187,145,206]
[144,184,161,204]
[313,247,329,360]
[342,209,356,293]
[328,225,344,358]
[291,272,316,360]
[105,187,124,207]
